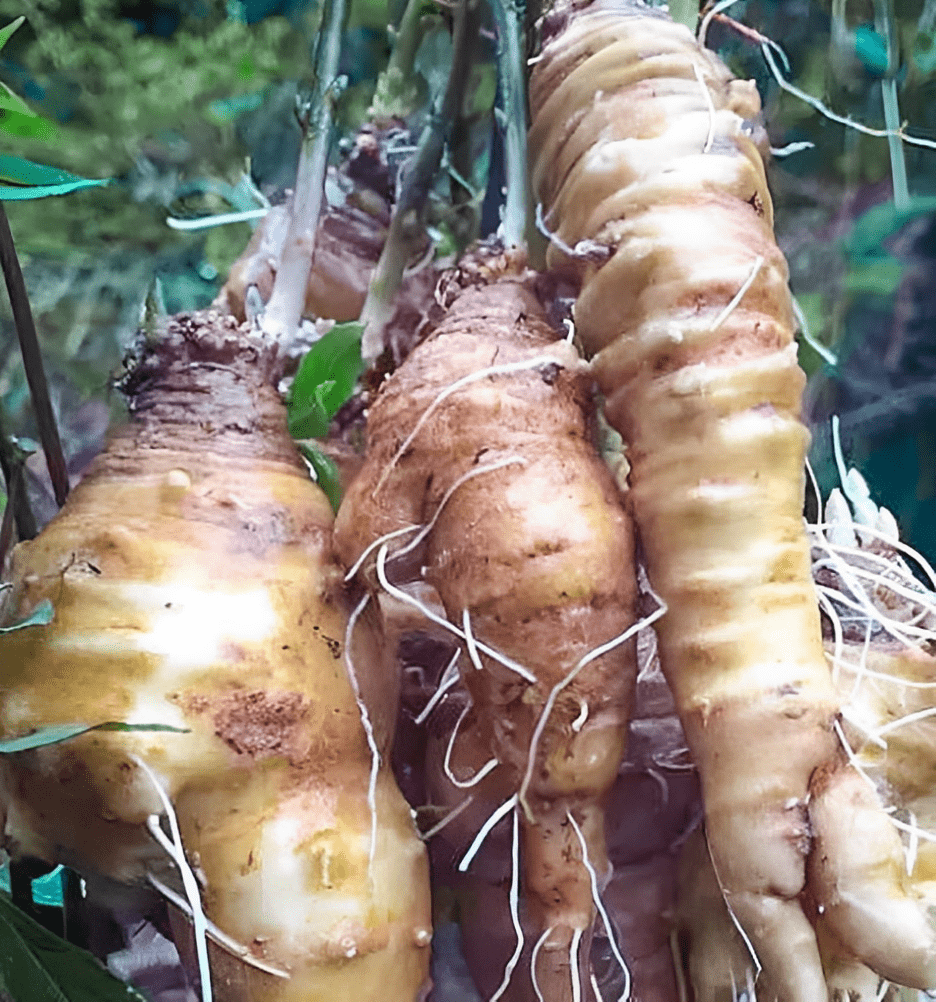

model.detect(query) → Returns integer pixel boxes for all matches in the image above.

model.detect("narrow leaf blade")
[299,443,343,513]
[0,179,110,200]
[0,599,53,634]
[0,721,189,754]
[0,17,25,54]
[0,83,34,118]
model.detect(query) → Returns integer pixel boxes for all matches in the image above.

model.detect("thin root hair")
[344,524,420,583]
[414,650,461,725]
[373,357,566,497]
[518,600,667,820]
[828,653,936,690]
[375,544,537,682]
[566,810,632,1002]
[488,807,525,1002]
[463,608,485,672]
[703,831,763,982]
[590,971,606,1002]
[708,256,763,333]
[443,701,500,789]
[344,593,381,876]
[133,755,213,1002]
[146,872,289,978]
[394,456,527,563]
[832,718,884,797]
[792,297,837,367]
[816,579,932,649]
[812,543,936,619]
[531,926,553,1002]
[890,814,936,846]
[761,42,936,150]
[570,927,584,1002]
[810,520,936,595]
[419,795,475,841]
[870,705,936,742]
[692,61,716,153]
[817,588,845,687]
[458,793,518,873]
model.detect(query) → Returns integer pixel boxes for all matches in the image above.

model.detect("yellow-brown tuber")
[528,2,935,997]
[0,311,431,1002]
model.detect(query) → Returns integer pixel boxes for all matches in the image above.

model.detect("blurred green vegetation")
[707,0,936,562]
[0,0,392,491]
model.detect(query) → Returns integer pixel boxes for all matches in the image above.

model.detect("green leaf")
[0,891,149,1002]
[845,255,906,297]
[845,195,936,259]
[288,322,363,439]
[0,600,53,634]
[0,156,109,200]
[299,443,343,513]
[0,82,34,118]
[0,722,188,754]
[854,24,889,77]
[0,110,57,142]
[0,17,25,54]
[30,867,64,908]
[0,181,110,201]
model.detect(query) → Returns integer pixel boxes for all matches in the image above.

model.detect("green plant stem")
[0,408,37,567]
[360,0,477,360]
[387,0,425,87]
[875,0,909,210]
[448,0,486,246]
[491,0,528,248]
[0,204,68,509]
[370,0,432,122]
[261,0,348,348]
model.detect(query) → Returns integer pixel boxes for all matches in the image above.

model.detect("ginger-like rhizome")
[528,2,936,998]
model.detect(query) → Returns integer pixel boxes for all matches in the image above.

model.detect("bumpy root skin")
[528,4,936,997]
[335,271,637,1001]
[0,312,431,1002]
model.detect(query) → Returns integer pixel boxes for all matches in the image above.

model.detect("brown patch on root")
[182,689,311,761]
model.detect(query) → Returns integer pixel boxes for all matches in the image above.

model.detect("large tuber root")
[0,311,431,1002]
[528,2,936,998]
[335,262,638,1002]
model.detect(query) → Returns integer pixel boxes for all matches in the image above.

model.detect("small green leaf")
[0,891,149,1002]
[0,16,25,54]
[854,24,889,77]
[31,866,64,908]
[0,722,188,754]
[0,109,57,142]
[299,443,343,513]
[0,599,53,634]
[0,82,34,118]
[0,156,110,200]
[845,195,936,259]
[845,256,906,297]
[93,721,190,734]
[288,322,363,438]
[0,180,110,200]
